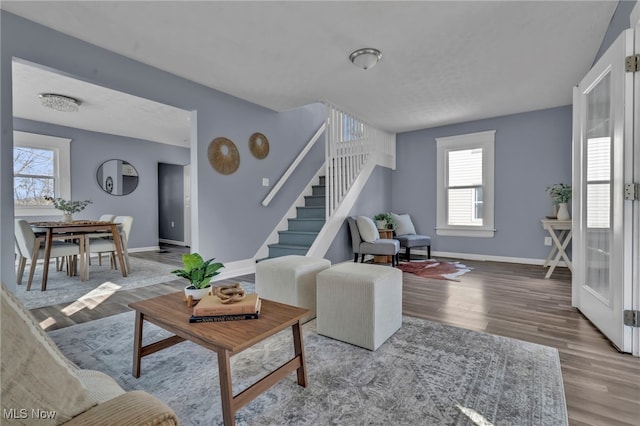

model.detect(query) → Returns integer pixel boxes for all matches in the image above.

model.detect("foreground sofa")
[1,283,179,425]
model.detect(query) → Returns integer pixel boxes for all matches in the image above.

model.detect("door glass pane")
[584,72,611,301]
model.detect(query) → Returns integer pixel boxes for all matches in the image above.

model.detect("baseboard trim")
[409,249,569,268]
[159,239,189,247]
[127,246,161,253]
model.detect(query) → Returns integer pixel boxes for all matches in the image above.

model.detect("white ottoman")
[316,262,402,351]
[255,255,331,323]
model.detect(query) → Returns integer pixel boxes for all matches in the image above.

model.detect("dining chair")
[14,219,81,291]
[87,216,134,274]
[15,240,26,285]
[86,214,116,265]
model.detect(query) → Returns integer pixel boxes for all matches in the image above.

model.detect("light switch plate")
[262,178,269,187]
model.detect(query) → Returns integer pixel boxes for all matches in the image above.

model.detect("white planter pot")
[556,203,570,221]
[375,220,387,229]
[184,285,212,301]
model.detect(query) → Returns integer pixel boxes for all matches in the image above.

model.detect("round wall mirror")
[96,159,139,196]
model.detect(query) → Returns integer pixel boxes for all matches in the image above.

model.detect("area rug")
[14,257,177,309]
[48,312,568,426]
[398,259,472,281]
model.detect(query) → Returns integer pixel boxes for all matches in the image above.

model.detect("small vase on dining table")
[62,213,73,222]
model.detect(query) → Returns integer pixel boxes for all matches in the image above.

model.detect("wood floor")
[28,248,640,426]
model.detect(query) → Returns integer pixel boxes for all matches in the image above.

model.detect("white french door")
[572,28,636,353]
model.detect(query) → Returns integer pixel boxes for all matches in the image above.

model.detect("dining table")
[29,220,127,291]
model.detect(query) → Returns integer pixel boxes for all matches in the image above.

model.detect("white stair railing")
[262,123,326,207]
[325,103,396,217]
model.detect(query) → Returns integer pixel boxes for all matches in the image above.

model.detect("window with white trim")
[436,130,495,237]
[13,131,71,216]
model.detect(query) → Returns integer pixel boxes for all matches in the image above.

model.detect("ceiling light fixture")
[38,93,81,112]
[349,48,383,70]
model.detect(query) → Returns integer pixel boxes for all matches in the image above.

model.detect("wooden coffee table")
[128,292,309,426]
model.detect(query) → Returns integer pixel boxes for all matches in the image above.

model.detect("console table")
[540,219,573,278]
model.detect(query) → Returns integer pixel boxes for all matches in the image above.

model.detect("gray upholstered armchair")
[390,212,431,261]
[347,216,400,266]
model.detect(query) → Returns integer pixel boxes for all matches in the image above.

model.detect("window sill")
[436,227,495,238]
[15,207,59,217]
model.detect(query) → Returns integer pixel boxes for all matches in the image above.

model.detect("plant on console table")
[546,183,572,221]
[171,253,224,301]
[45,197,92,222]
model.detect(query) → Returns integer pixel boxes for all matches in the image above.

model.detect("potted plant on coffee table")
[171,253,224,301]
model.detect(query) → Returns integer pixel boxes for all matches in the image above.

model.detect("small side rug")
[48,311,568,426]
[397,259,472,281]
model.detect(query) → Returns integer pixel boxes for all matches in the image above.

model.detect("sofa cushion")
[75,370,125,404]
[391,212,416,235]
[1,284,96,425]
[356,216,380,242]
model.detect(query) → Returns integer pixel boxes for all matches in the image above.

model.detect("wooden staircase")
[265,176,325,259]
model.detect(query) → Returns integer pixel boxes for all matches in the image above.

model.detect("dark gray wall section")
[391,106,572,260]
[13,118,189,249]
[158,163,186,243]
[593,0,637,63]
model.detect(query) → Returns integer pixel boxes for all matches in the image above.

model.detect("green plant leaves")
[170,253,225,289]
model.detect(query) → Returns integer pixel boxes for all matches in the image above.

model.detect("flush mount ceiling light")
[349,48,383,70]
[38,93,81,112]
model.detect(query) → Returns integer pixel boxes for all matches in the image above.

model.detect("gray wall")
[594,0,638,63]
[193,101,326,262]
[391,106,572,261]
[13,118,190,250]
[1,11,325,287]
[325,166,394,264]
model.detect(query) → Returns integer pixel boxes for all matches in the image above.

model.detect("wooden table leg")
[78,235,87,281]
[292,321,307,387]
[217,349,235,426]
[543,230,566,267]
[110,224,128,277]
[41,228,53,291]
[546,229,573,278]
[132,311,144,378]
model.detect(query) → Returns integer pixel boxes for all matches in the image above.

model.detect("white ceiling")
[12,60,191,147]
[3,1,617,139]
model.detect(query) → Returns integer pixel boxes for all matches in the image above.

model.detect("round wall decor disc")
[249,132,270,159]
[208,137,240,175]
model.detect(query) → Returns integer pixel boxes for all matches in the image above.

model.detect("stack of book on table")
[190,293,261,323]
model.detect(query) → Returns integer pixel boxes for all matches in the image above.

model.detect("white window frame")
[13,131,71,216]
[436,130,495,237]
